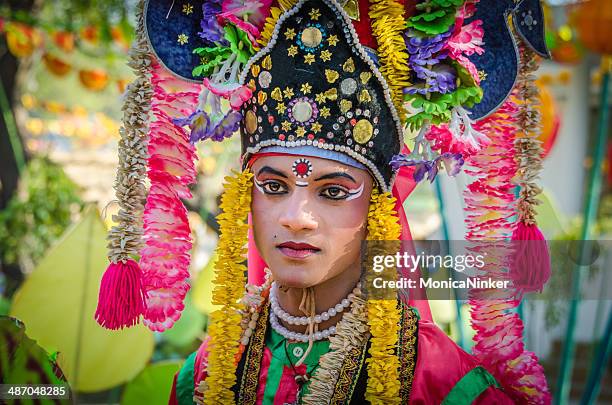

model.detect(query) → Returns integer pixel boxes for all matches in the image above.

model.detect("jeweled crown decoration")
[238,0,402,191]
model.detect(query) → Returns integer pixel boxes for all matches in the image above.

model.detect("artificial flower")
[192,46,232,77]
[199,0,228,46]
[224,23,256,64]
[438,152,465,176]
[203,78,253,110]
[139,63,199,332]
[218,0,273,44]
[173,109,211,143]
[390,151,465,183]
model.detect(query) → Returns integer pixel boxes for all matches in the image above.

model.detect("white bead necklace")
[268,281,361,342]
[270,281,360,326]
[270,310,336,342]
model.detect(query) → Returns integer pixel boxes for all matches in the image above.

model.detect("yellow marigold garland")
[200,169,253,405]
[368,0,411,122]
[257,1,298,49]
[365,189,402,405]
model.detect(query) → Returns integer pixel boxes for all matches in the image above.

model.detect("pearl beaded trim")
[270,281,359,326]
[270,309,337,343]
[238,0,403,192]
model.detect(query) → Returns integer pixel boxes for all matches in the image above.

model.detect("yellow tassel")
[368,0,411,121]
[365,189,402,404]
[201,169,253,405]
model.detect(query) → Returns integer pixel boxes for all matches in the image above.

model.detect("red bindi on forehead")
[292,158,313,179]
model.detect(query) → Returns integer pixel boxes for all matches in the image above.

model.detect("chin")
[268,257,323,288]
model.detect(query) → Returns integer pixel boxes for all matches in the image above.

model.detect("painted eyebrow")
[313,172,357,184]
[256,166,288,178]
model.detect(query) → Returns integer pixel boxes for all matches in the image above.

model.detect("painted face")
[251,154,374,289]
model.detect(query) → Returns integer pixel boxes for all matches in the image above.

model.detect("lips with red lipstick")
[276,241,321,259]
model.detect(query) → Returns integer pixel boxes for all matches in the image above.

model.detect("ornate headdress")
[96,0,551,402]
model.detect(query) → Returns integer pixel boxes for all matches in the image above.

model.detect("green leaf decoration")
[415,0,463,9]
[225,24,256,64]
[120,361,182,405]
[407,9,457,35]
[10,206,154,392]
[0,317,68,391]
[192,46,232,77]
[161,292,206,347]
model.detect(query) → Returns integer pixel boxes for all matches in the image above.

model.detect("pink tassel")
[95,259,146,329]
[510,222,551,294]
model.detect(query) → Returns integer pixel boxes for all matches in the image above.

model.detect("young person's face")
[251,154,374,288]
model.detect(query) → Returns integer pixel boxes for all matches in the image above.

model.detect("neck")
[273,265,361,334]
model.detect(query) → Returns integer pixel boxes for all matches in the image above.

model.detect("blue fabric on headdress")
[144,0,204,82]
[466,0,549,120]
[513,0,550,58]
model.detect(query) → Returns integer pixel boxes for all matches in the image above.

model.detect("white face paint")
[344,182,365,201]
[253,179,267,195]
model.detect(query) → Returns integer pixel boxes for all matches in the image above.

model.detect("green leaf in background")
[120,361,183,405]
[0,317,70,404]
[162,292,206,347]
[192,254,221,315]
[10,206,154,392]
[0,157,83,271]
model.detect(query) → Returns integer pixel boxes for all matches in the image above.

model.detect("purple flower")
[209,110,242,141]
[390,155,438,183]
[173,110,211,143]
[199,1,228,46]
[390,151,465,183]
[405,29,452,63]
[404,28,457,95]
[174,109,241,143]
[438,152,464,177]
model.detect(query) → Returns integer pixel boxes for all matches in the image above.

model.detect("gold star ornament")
[327,35,339,46]
[177,33,189,45]
[288,45,298,57]
[320,50,332,62]
[309,8,321,20]
[182,3,194,15]
[304,53,316,65]
[276,102,287,114]
[301,82,312,94]
[283,87,295,99]
[285,28,297,40]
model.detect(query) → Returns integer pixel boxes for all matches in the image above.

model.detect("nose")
[278,193,318,232]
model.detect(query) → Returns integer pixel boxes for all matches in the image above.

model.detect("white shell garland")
[107,0,152,263]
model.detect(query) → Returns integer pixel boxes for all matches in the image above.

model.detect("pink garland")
[463,97,551,404]
[139,64,200,332]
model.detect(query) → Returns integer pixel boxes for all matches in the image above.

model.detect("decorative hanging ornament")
[95,0,152,330]
[575,0,612,55]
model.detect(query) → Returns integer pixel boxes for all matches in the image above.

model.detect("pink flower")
[203,78,253,110]
[445,4,485,84]
[218,0,273,43]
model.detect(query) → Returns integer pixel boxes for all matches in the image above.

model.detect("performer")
[95,0,551,403]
